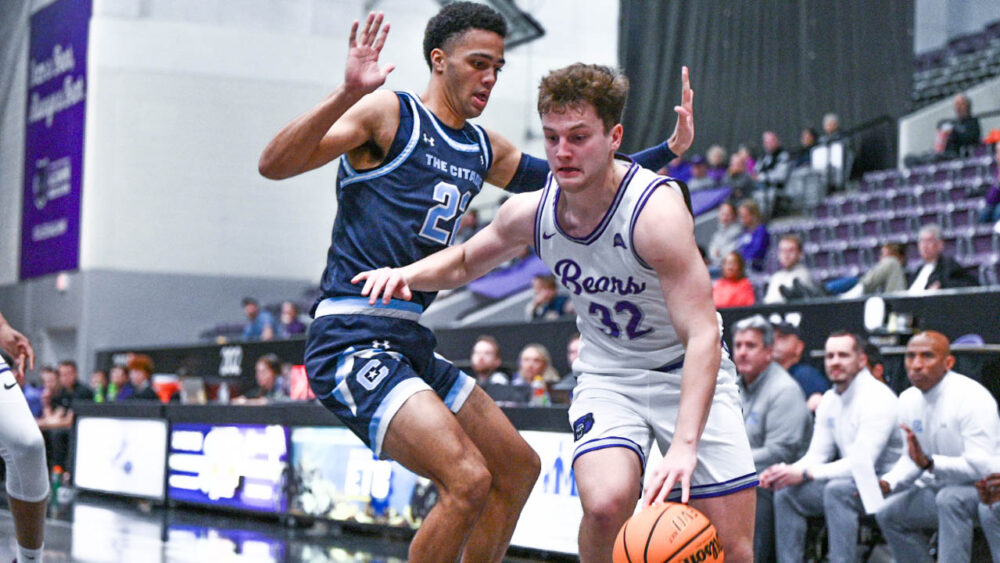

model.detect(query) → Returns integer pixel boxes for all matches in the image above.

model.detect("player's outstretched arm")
[353,192,541,304]
[0,312,35,386]
[259,12,397,179]
[633,184,719,506]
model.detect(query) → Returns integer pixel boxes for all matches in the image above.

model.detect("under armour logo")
[372,340,391,350]
[423,133,435,147]
[613,233,627,249]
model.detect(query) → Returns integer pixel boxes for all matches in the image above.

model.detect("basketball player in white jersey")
[0,312,47,563]
[353,63,756,562]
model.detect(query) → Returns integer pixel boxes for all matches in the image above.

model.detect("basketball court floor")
[0,495,570,562]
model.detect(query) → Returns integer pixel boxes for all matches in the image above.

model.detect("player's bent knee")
[582,492,635,531]
[444,462,492,514]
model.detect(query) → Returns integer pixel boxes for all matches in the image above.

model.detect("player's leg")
[380,389,494,562]
[575,447,643,563]
[690,488,755,563]
[454,385,541,563]
[0,365,49,562]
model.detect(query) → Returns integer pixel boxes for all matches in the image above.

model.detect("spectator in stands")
[764,234,817,304]
[241,297,275,341]
[707,202,743,267]
[713,252,756,309]
[732,315,812,563]
[723,153,755,202]
[276,301,306,338]
[771,321,830,411]
[761,331,902,563]
[758,130,791,186]
[706,144,728,183]
[125,354,159,401]
[55,360,94,406]
[511,343,559,386]
[233,354,290,405]
[979,141,1000,224]
[907,224,978,293]
[863,342,888,386]
[551,333,580,396]
[737,199,770,271]
[818,113,844,144]
[664,155,692,184]
[526,275,573,321]
[21,374,43,418]
[90,369,109,403]
[454,208,481,244]
[36,366,72,473]
[470,335,509,386]
[940,94,982,159]
[108,364,132,401]
[876,330,1000,563]
[687,155,715,192]
[794,127,818,169]
[856,242,908,295]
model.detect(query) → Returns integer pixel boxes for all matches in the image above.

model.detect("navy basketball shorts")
[305,313,475,458]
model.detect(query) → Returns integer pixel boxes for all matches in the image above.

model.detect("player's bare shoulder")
[492,190,543,245]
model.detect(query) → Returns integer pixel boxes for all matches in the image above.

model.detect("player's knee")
[724,537,754,563]
[513,444,541,488]
[445,461,492,513]
[582,491,634,532]
[8,426,45,463]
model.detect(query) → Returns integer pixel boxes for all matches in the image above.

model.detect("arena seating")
[913,20,1000,106]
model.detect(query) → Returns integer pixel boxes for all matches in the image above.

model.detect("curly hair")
[423,2,508,69]
[537,63,629,133]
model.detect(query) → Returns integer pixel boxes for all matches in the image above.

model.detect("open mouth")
[472,92,489,107]
[557,167,581,175]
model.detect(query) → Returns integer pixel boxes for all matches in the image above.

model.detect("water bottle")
[530,376,550,407]
[50,466,63,508]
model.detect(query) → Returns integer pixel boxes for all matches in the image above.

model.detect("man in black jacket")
[907,224,978,292]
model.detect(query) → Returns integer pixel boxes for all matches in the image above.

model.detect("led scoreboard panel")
[167,423,289,513]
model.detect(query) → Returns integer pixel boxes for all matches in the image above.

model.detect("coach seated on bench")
[732,315,812,563]
[760,331,902,563]
[876,331,1000,563]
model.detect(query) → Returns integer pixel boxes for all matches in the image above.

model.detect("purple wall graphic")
[21,0,92,279]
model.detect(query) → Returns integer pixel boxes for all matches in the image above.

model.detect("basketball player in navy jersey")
[0,312,48,563]
[354,63,755,562]
[259,4,692,561]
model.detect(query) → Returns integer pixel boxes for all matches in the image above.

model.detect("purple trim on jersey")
[652,356,685,373]
[628,178,677,270]
[665,472,759,501]
[533,175,556,258]
[573,435,647,469]
[551,161,638,245]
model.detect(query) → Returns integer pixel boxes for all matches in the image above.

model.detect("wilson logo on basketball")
[681,535,722,563]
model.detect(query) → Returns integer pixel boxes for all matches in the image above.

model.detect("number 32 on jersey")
[589,300,653,340]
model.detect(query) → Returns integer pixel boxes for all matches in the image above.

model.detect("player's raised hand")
[643,443,697,506]
[352,267,413,305]
[0,321,34,387]
[344,12,396,95]
[667,66,694,157]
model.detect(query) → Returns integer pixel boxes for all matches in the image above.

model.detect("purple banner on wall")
[20,0,91,280]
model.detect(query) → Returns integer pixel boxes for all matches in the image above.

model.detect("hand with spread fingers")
[0,314,34,387]
[344,12,396,95]
[352,267,414,305]
[643,443,697,506]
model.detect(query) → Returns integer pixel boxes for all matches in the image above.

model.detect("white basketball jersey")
[533,158,688,374]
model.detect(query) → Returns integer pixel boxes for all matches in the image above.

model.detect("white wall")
[914,0,1000,54]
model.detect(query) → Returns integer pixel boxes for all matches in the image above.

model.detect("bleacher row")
[761,153,1000,288]
[913,20,1000,106]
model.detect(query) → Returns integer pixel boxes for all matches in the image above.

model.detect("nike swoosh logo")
[3,382,16,390]
[542,232,555,239]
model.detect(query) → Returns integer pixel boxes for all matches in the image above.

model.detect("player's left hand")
[643,443,697,505]
[666,66,694,157]
[0,322,34,386]
[352,267,413,305]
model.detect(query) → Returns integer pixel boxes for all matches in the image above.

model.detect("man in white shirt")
[760,331,902,563]
[907,225,978,293]
[764,234,816,303]
[876,331,1000,563]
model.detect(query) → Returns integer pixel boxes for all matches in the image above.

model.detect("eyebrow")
[542,123,590,134]
[469,52,506,65]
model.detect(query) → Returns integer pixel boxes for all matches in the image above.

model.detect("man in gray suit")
[733,315,812,562]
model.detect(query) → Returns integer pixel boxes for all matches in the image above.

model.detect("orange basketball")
[612,502,724,563]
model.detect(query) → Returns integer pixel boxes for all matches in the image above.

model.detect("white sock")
[16,544,43,563]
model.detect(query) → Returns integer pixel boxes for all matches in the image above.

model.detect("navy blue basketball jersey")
[319,91,493,310]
